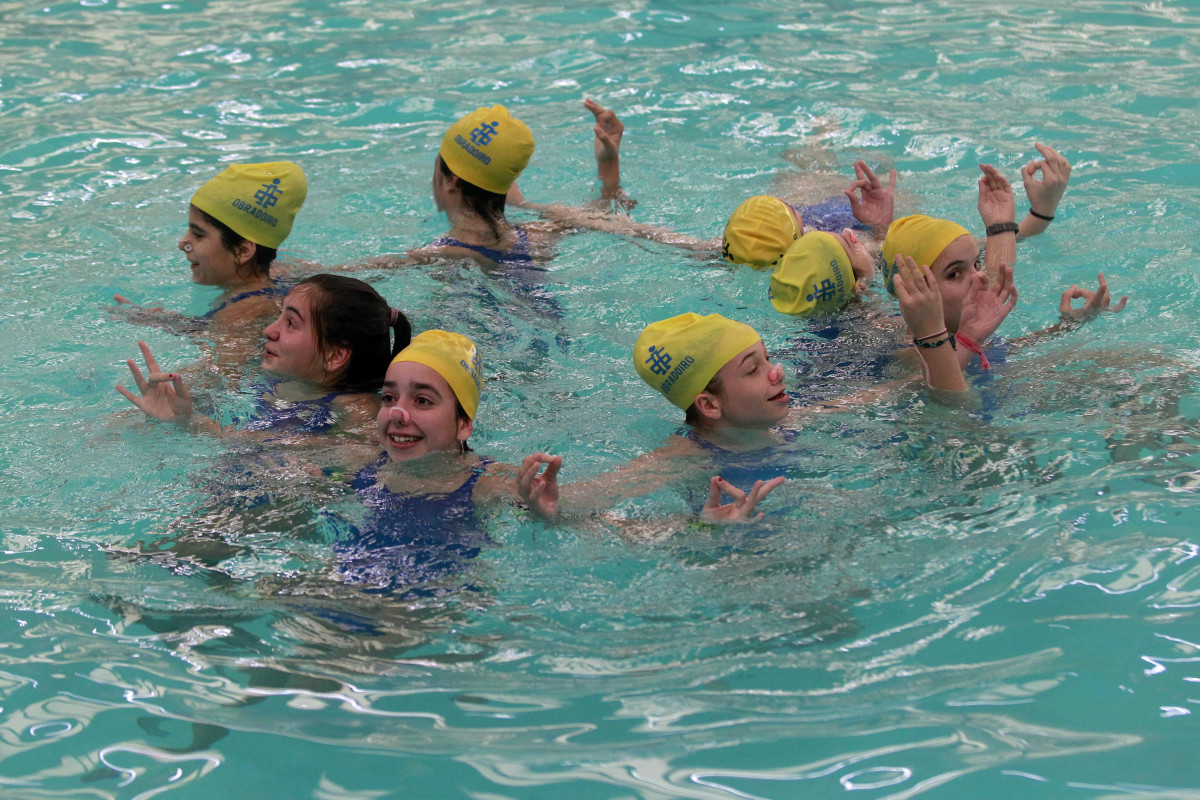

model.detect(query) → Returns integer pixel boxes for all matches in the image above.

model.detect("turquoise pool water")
[2,0,1200,796]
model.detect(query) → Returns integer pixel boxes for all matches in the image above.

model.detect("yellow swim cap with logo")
[880,214,971,295]
[439,105,535,195]
[634,313,761,410]
[391,330,483,420]
[721,195,801,269]
[768,232,854,316]
[190,162,307,249]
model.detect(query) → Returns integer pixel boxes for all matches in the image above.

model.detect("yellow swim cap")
[768,232,854,316]
[391,330,483,420]
[634,313,761,410]
[721,195,801,269]
[440,105,535,195]
[190,162,307,249]
[880,214,971,295]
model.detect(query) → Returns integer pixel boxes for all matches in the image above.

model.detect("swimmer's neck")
[264,373,341,400]
[378,449,477,480]
[215,273,274,297]
[443,207,515,246]
[688,421,785,451]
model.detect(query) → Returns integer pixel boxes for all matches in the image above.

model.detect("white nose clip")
[389,406,410,425]
[181,242,193,253]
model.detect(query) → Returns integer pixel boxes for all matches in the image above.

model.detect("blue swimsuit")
[234,380,347,434]
[429,226,535,267]
[680,427,798,501]
[201,284,287,320]
[429,225,564,325]
[793,196,871,234]
[334,455,492,595]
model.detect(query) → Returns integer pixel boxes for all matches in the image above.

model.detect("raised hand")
[959,261,1019,344]
[517,452,562,519]
[892,255,946,340]
[114,340,195,422]
[977,163,1016,227]
[1022,142,1071,220]
[844,161,896,234]
[585,98,624,166]
[700,475,785,522]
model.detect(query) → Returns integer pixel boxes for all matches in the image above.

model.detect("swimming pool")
[2,0,1199,796]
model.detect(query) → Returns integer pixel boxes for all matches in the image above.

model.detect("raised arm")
[584,98,625,201]
[894,256,968,393]
[1018,143,1071,239]
[978,164,1018,282]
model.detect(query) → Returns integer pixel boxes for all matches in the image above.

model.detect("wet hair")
[683,372,725,426]
[292,274,412,392]
[438,156,507,241]
[195,207,277,279]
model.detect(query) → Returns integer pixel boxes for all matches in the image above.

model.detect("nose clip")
[769,364,784,383]
[181,242,193,253]
[389,405,411,425]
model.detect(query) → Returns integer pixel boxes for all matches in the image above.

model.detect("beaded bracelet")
[914,333,957,350]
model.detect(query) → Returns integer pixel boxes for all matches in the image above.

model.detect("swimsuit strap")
[201,283,285,320]
[428,225,534,266]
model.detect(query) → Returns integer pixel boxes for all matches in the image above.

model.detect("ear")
[323,345,351,376]
[456,415,474,442]
[233,239,257,267]
[693,392,723,423]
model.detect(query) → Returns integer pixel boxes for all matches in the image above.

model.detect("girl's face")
[703,341,790,429]
[179,206,242,288]
[378,361,473,461]
[261,287,329,384]
[928,234,982,332]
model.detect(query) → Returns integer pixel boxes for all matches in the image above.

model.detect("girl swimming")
[116,162,305,321]
[517,256,966,523]
[116,274,410,438]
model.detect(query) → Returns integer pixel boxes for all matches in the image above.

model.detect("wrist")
[985,221,1019,237]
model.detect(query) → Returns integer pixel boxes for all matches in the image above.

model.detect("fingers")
[125,358,149,393]
[1059,285,1080,315]
[114,384,142,408]
[137,340,161,375]
[750,476,786,504]
[1035,142,1069,172]
[517,453,542,490]
[978,163,1011,189]
[703,476,723,509]
[1111,295,1128,312]
[517,453,562,491]
[584,98,604,120]
[114,294,131,305]
[853,160,879,187]
[885,168,897,193]
[541,454,562,485]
